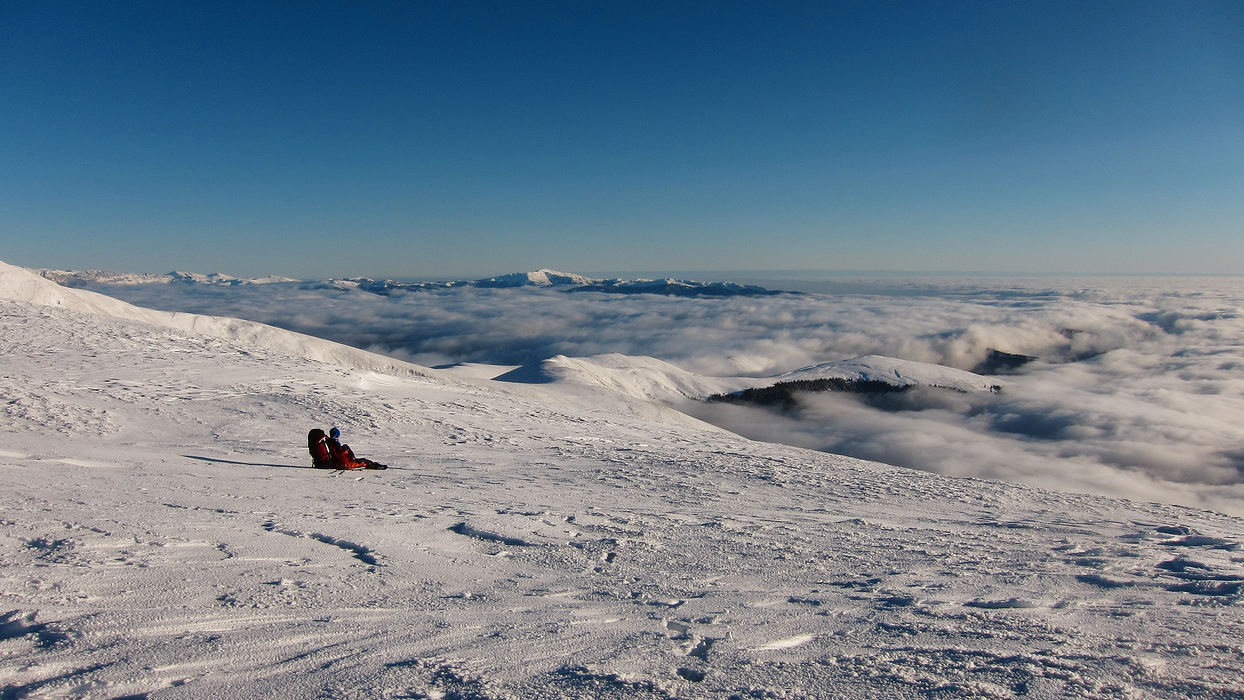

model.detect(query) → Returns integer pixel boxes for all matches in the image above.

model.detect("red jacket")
[308,429,362,469]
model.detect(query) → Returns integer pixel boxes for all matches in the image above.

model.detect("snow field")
[2,271,1244,697]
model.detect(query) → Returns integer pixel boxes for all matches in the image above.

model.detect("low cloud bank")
[83,275,1244,513]
[78,278,1173,374]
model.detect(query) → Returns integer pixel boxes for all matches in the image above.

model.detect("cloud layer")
[86,275,1244,513]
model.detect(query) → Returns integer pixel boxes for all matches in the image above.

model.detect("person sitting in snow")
[308,427,387,470]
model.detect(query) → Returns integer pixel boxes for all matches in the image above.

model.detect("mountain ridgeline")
[708,377,916,408]
[706,354,1007,410]
[340,269,796,298]
[39,267,796,298]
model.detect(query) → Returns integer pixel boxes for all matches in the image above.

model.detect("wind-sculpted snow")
[58,265,1244,514]
[1,290,1243,698]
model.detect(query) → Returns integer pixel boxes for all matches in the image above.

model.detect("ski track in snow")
[2,298,1244,699]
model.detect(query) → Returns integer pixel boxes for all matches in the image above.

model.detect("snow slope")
[2,263,1244,699]
[3,260,428,378]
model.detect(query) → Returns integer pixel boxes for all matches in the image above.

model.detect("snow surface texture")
[4,262,1244,698]
[63,268,1244,515]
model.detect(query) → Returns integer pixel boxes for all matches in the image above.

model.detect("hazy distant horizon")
[36,260,1244,280]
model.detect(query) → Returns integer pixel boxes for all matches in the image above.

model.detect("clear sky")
[2,1,1242,279]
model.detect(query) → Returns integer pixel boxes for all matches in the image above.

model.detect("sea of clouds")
[83,275,1244,514]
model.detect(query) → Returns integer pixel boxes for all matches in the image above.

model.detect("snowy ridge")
[50,263,795,298]
[495,353,760,403]
[3,260,427,377]
[572,277,789,297]
[332,271,794,297]
[777,354,1006,393]
[492,353,998,404]
[167,270,300,285]
[473,268,599,287]
[38,268,299,286]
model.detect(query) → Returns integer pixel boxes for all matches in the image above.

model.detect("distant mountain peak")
[41,265,797,298]
[474,269,600,287]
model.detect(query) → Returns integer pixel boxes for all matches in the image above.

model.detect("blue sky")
[2,1,1242,278]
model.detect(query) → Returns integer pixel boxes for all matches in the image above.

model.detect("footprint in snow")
[0,610,73,649]
[22,537,77,563]
[447,522,534,547]
[676,667,707,682]
[688,637,715,660]
[261,522,379,566]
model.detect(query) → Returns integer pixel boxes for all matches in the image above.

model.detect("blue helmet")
[329,427,340,439]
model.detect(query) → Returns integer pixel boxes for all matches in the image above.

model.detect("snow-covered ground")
[3,260,1244,699]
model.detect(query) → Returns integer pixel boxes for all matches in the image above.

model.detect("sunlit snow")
[3,260,1243,698]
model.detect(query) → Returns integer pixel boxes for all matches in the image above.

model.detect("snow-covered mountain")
[571,277,790,298]
[41,265,795,298]
[38,268,300,286]
[776,355,1006,393]
[3,259,1243,698]
[474,268,600,287]
[495,353,761,403]
[705,355,1006,407]
[491,353,1003,406]
[334,268,794,297]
